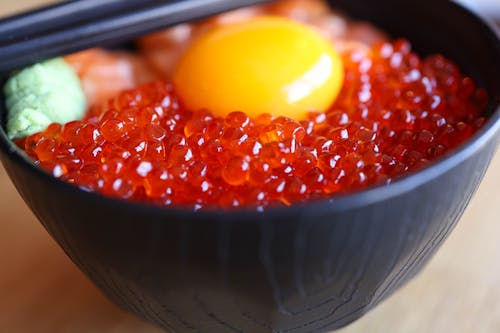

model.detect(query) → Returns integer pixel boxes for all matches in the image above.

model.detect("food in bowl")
[4,0,488,210]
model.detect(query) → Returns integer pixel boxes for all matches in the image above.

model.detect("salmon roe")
[22,40,488,210]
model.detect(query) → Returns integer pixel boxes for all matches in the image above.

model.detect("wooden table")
[1,1,499,332]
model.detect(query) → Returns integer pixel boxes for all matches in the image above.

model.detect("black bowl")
[1,1,499,332]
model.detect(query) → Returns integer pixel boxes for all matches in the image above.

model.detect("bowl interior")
[331,0,500,109]
[0,0,499,216]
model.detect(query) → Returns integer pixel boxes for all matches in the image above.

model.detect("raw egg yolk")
[172,16,344,119]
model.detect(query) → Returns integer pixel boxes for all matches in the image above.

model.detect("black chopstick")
[0,0,272,72]
[1,0,166,42]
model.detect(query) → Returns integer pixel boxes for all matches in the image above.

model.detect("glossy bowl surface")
[0,0,499,332]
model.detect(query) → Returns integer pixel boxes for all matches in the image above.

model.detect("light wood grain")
[1,1,499,332]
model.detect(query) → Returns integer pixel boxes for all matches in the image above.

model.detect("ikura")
[23,40,487,210]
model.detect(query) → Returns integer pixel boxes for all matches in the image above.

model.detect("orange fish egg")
[172,16,344,119]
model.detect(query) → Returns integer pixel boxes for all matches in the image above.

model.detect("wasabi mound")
[4,58,86,139]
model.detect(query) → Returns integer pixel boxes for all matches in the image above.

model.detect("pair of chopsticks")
[0,0,272,72]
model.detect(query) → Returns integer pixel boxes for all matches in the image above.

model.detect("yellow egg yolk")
[172,16,344,119]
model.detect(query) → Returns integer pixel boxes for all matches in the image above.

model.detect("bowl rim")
[0,1,499,220]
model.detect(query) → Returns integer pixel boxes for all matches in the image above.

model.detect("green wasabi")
[4,58,86,139]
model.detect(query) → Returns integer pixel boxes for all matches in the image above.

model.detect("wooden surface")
[1,1,500,332]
